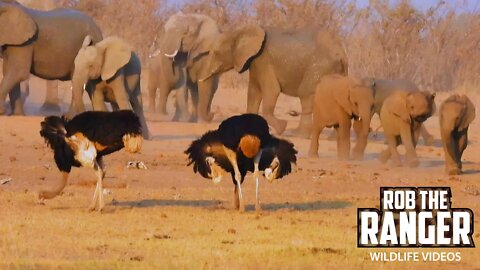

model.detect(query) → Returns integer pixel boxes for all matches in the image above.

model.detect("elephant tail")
[40,116,68,150]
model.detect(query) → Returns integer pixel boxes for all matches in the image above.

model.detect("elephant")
[308,75,375,160]
[199,26,348,136]
[0,0,102,115]
[72,36,150,139]
[379,91,436,167]
[148,12,220,122]
[17,0,61,112]
[363,78,435,145]
[439,94,475,175]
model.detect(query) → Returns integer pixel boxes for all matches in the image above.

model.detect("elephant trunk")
[38,172,69,200]
[197,79,215,122]
[352,109,372,160]
[68,71,89,117]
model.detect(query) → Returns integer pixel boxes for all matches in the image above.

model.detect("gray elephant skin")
[148,12,220,122]
[0,0,102,115]
[72,36,150,139]
[200,26,348,136]
[16,0,60,112]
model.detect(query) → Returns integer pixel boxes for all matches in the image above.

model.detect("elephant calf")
[439,94,475,175]
[379,91,436,167]
[71,36,150,139]
[309,75,374,160]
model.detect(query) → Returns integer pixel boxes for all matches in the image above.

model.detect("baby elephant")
[309,74,375,160]
[379,91,436,167]
[439,94,475,175]
[70,36,150,139]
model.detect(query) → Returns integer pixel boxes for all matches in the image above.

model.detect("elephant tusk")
[198,73,213,82]
[164,49,178,59]
[83,84,86,91]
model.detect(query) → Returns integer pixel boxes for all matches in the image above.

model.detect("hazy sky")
[353,0,478,12]
[169,0,480,12]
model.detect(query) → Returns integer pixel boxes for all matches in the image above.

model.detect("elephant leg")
[262,90,286,135]
[337,119,352,160]
[0,47,32,115]
[287,95,313,139]
[400,126,419,168]
[308,122,325,158]
[9,84,25,115]
[172,87,190,122]
[352,120,370,161]
[420,124,434,146]
[90,85,107,111]
[197,79,216,122]
[147,75,157,113]
[381,135,401,166]
[157,83,171,118]
[41,80,61,112]
[207,78,218,116]
[259,76,286,135]
[247,80,262,114]
[189,85,199,122]
[110,79,132,111]
[130,90,151,139]
[442,133,461,175]
[457,130,468,170]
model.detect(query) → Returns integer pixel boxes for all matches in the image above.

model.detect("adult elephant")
[0,0,102,115]
[200,26,348,136]
[71,36,150,139]
[148,12,220,122]
[17,0,61,112]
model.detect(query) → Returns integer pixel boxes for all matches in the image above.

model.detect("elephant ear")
[99,37,132,81]
[459,95,476,130]
[188,36,214,66]
[233,25,266,73]
[0,6,37,46]
[333,83,353,116]
[389,92,411,123]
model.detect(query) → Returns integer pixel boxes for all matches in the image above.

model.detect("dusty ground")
[0,74,479,269]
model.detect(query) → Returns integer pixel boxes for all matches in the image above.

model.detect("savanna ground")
[0,74,479,270]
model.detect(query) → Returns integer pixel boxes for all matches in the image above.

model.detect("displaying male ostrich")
[185,114,297,212]
[39,110,143,211]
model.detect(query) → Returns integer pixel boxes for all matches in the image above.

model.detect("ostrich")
[185,114,297,212]
[39,110,143,211]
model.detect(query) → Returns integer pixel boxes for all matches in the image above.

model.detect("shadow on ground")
[113,199,352,212]
[245,200,352,212]
[112,199,221,208]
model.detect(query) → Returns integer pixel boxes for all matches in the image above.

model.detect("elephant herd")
[0,2,476,175]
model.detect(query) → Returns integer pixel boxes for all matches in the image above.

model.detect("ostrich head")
[185,130,229,184]
[65,133,97,168]
[205,156,228,183]
[261,137,297,182]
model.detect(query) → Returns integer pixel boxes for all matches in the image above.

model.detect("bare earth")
[0,74,479,269]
